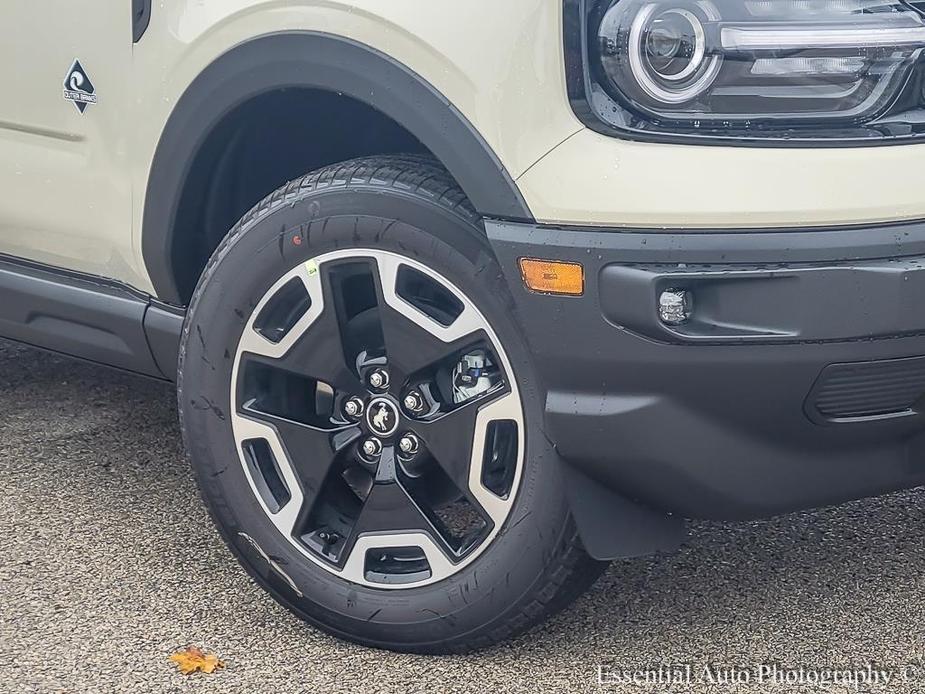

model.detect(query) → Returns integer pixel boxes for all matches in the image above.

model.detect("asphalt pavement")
[2,338,925,693]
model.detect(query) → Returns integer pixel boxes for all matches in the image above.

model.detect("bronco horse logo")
[372,404,392,433]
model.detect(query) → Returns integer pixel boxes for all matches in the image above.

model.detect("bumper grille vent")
[808,356,925,422]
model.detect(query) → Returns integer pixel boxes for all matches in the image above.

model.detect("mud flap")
[563,464,686,560]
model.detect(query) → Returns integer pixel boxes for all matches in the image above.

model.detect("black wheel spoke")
[243,266,365,396]
[377,302,479,393]
[412,389,507,494]
[340,447,452,562]
[369,258,482,392]
[356,475,441,536]
[232,250,524,587]
[239,409,362,521]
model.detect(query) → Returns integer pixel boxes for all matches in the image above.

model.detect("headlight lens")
[572,0,925,142]
[603,2,723,106]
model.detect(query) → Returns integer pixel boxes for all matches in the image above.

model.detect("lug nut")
[343,397,365,419]
[361,437,383,458]
[398,433,420,457]
[368,368,390,390]
[403,390,425,414]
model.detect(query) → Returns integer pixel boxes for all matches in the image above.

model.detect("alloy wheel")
[230,249,524,589]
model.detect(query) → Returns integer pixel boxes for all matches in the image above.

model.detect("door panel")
[0,2,137,284]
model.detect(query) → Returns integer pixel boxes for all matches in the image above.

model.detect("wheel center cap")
[366,397,399,437]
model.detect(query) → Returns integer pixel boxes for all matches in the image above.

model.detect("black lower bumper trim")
[600,258,925,344]
[486,219,925,521]
[807,355,925,423]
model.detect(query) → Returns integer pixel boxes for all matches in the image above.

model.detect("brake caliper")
[452,350,500,404]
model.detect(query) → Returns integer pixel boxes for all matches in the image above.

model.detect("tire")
[178,155,607,654]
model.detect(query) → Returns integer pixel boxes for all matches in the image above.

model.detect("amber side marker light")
[519,258,584,296]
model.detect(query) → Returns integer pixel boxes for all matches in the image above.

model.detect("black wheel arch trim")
[142,31,534,306]
[132,0,152,43]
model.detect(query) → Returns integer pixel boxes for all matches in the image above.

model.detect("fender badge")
[63,60,97,113]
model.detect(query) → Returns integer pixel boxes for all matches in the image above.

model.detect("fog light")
[658,289,692,325]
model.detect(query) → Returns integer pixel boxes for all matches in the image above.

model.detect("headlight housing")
[565,0,925,143]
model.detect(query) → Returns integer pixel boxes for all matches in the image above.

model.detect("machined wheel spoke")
[413,395,491,491]
[377,302,483,392]
[354,477,445,539]
[372,254,485,390]
[272,296,364,395]
[238,409,361,528]
[415,391,520,525]
[232,250,525,589]
[340,451,454,567]
[239,263,364,395]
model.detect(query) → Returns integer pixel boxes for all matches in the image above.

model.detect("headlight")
[566,0,925,143]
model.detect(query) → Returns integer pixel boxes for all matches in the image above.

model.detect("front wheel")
[178,156,606,653]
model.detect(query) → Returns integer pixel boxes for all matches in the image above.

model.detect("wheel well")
[170,89,431,304]
[144,33,532,306]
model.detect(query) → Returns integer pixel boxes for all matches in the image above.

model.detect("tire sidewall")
[180,186,572,649]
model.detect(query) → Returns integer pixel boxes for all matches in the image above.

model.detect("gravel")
[2,339,925,693]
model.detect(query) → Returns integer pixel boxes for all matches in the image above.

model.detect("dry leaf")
[169,646,224,675]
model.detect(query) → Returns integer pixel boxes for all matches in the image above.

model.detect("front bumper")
[487,219,925,521]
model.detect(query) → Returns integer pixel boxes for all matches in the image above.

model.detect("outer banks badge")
[63,60,97,113]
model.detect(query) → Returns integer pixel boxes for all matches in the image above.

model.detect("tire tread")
[179,154,606,654]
